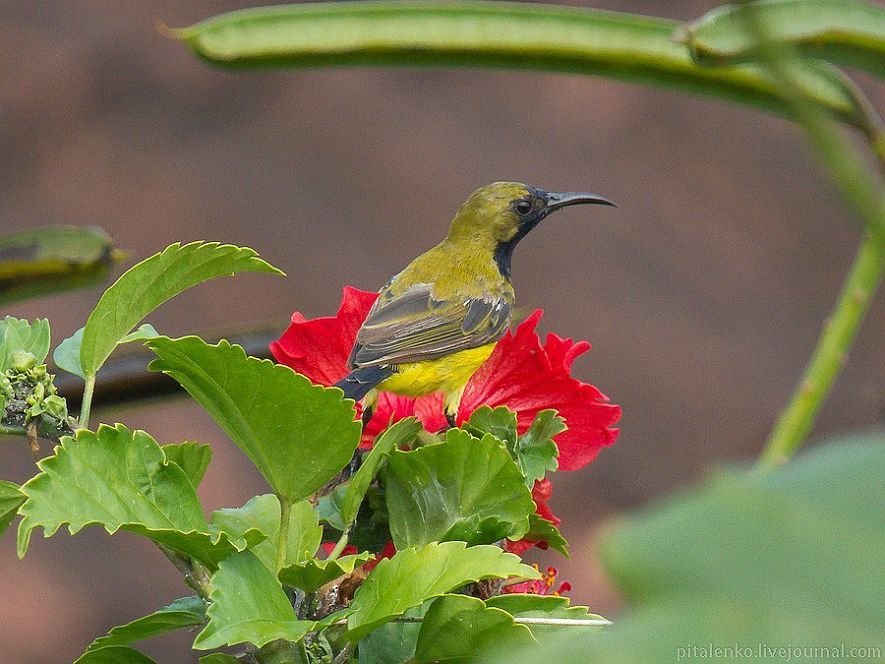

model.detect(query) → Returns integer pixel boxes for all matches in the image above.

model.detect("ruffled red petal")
[270,286,378,386]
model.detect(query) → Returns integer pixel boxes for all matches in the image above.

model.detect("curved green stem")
[78,374,96,429]
[758,235,884,468]
[327,529,350,561]
[277,496,292,572]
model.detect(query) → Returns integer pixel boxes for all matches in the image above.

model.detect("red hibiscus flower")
[270,286,621,471]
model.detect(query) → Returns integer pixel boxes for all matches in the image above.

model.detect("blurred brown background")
[1,1,882,662]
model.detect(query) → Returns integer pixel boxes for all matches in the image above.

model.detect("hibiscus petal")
[271,286,378,385]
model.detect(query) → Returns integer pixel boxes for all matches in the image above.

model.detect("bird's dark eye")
[515,199,532,215]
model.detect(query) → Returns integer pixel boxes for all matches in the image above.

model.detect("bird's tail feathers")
[334,366,394,402]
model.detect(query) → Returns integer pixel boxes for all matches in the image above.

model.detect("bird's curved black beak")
[545,191,616,211]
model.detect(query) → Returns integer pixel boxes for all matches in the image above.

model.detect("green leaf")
[513,514,569,558]
[199,655,240,664]
[162,442,212,489]
[53,326,86,379]
[17,424,258,567]
[210,494,322,572]
[80,241,282,377]
[0,317,50,371]
[148,336,361,503]
[0,480,25,538]
[413,594,536,663]
[278,552,374,593]
[193,551,314,650]
[502,434,885,663]
[466,405,517,448]
[77,597,206,660]
[514,410,563,486]
[680,0,885,78]
[485,594,607,641]
[347,541,540,639]
[382,429,534,548]
[173,2,866,129]
[73,646,156,664]
[0,225,122,306]
[339,417,422,526]
[357,604,426,664]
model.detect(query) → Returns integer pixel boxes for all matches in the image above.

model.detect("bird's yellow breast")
[376,343,496,397]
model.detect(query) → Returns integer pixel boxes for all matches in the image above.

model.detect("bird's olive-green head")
[446,181,614,278]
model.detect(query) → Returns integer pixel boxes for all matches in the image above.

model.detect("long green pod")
[0,226,123,305]
[680,0,885,78]
[172,1,866,129]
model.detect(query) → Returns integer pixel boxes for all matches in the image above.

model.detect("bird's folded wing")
[348,283,511,367]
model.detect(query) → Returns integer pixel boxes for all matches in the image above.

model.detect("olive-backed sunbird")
[335,181,614,426]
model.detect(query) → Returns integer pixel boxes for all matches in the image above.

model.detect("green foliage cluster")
[2,242,598,663]
[2,1,883,662]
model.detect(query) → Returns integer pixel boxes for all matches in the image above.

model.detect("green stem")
[758,235,884,469]
[277,496,292,571]
[78,374,96,429]
[327,529,350,561]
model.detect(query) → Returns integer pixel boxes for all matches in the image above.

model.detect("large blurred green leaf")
[347,541,540,639]
[75,597,206,663]
[210,494,321,572]
[173,1,866,128]
[148,336,361,503]
[0,317,50,371]
[0,226,122,305]
[193,551,314,650]
[383,429,534,548]
[16,424,261,567]
[501,434,885,663]
[680,0,885,78]
[0,480,25,538]
[80,242,282,377]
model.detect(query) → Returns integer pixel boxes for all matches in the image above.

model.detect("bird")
[335,181,614,428]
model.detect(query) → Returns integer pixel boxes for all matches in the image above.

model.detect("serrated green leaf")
[173,2,867,128]
[466,406,517,448]
[278,552,374,593]
[515,410,562,486]
[347,541,540,639]
[512,514,569,558]
[73,646,156,664]
[80,241,282,377]
[0,480,25,538]
[148,336,361,503]
[383,429,534,548]
[16,424,258,567]
[339,418,421,526]
[210,494,321,572]
[193,551,314,650]
[0,317,50,371]
[77,596,206,660]
[413,594,536,663]
[680,0,885,78]
[162,442,212,489]
[0,225,122,305]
